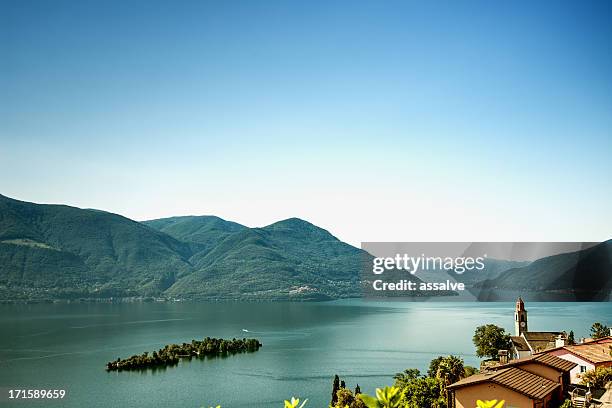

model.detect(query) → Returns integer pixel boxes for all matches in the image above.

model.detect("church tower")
[514,297,528,336]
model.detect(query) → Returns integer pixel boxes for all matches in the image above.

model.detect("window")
[580,366,587,373]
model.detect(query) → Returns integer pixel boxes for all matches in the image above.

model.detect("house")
[540,336,612,384]
[493,353,575,393]
[448,353,576,408]
[447,367,558,408]
[510,298,568,359]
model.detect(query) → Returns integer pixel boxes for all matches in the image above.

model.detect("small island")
[106,337,262,371]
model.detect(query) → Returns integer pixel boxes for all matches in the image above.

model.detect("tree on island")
[106,337,262,371]
[472,324,512,360]
[591,322,610,339]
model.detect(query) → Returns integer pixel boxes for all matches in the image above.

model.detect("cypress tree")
[331,375,340,406]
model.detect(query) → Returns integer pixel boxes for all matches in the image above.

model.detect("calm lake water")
[0,301,610,407]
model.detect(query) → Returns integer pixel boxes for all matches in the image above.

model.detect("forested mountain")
[0,194,193,299]
[0,195,365,301]
[143,215,246,254]
[474,241,612,301]
[1,194,609,302]
[164,218,365,300]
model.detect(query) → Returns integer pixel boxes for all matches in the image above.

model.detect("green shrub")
[334,388,366,408]
[358,387,402,408]
[580,366,612,388]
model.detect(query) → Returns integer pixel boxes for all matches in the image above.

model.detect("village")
[447,298,612,408]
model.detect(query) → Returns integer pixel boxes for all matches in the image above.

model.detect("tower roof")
[515,297,525,311]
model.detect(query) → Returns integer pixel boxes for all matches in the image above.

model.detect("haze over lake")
[1,301,610,408]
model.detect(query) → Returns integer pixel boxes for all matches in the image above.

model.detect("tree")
[463,366,478,377]
[567,330,575,345]
[392,356,470,408]
[334,388,366,408]
[399,377,446,408]
[393,368,421,388]
[428,357,445,378]
[435,356,465,387]
[590,322,610,339]
[580,366,612,389]
[473,324,512,359]
[331,375,340,406]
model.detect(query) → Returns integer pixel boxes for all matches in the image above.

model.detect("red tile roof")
[523,331,565,352]
[537,336,612,364]
[496,353,576,372]
[448,367,560,400]
[562,343,612,364]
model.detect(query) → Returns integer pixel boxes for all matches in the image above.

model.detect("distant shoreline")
[1,292,610,305]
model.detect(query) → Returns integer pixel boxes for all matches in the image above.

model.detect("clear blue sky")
[1,0,611,245]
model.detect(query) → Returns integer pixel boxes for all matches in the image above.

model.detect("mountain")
[474,241,612,301]
[0,194,193,300]
[412,258,530,288]
[143,215,246,254]
[165,218,365,300]
[4,194,607,303]
[453,258,531,285]
[0,195,369,302]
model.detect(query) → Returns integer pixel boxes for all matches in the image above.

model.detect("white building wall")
[548,350,594,384]
[517,350,531,359]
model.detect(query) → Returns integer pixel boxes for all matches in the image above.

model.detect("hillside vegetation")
[0,194,365,301]
[2,194,608,302]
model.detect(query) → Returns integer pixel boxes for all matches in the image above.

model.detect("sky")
[1,0,611,246]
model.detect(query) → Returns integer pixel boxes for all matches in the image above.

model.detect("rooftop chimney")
[555,334,567,348]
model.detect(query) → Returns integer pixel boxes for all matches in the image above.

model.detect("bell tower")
[514,297,527,336]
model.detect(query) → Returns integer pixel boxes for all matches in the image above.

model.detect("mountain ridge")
[474,240,612,301]
[1,194,609,302]
[0,195,367,301]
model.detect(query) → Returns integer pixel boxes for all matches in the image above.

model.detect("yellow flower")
[476,400,505,408]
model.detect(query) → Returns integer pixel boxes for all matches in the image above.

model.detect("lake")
[0,301,610,407]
